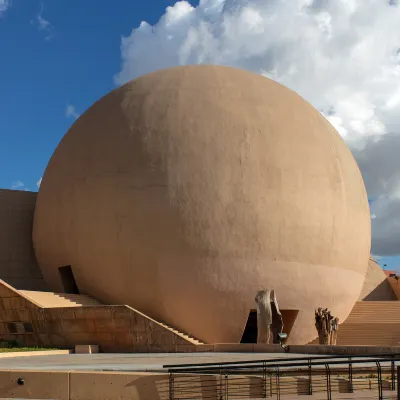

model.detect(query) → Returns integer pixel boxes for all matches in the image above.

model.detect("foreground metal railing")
[165,354,400,400]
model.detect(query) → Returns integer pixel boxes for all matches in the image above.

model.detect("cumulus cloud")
[65,104,80,119]
[352,134,400,256]
[115,0,400,257]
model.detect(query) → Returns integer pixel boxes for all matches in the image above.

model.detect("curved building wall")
[0,190,47,290]
[33,65,371,345]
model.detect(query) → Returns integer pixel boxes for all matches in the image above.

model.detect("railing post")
[397,366,400,400]
[224,374,228,400]
[392,360,396,391]
[325,364,332,400]
[169,372,174,400]
[275,367,280,400]
[348,357,353,393]
[262,361,267,398]
[219,369,223,400]
[376,361,383,400]
[308,359,313,395]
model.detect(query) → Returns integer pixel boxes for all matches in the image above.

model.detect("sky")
[1,0,400,269]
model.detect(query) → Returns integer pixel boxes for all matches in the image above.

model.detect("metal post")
[397,366,400,400]
[224,374,228,400]
[308,358,313,395]
[392,360,396,391]
[376,361,383,400]
[325,364,332,400]
[275,367,280,400]
[219,370,223,400]
[169,372,174,400]
[348,357,353,393]
[262,361,267,398]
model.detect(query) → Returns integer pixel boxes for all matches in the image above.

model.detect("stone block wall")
[0,190,47,291]
[0,281,196,352]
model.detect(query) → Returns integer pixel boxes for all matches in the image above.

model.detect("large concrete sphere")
[33,65,371,344]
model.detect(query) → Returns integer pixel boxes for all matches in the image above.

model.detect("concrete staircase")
[336,301,400,346]
[18,289,204,345]
[158,321,203,345]
[19,290,102,308]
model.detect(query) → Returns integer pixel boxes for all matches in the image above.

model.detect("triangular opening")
[240,309,299,343]
[58,265,80,294]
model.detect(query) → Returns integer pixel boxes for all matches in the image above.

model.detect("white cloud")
[65,104,80,119]
[11,180,24,190]
[32,3,54,40]
[115,0,400,257]
[11,180,29,191]
[0,0,10,15]
[36,177,42,189]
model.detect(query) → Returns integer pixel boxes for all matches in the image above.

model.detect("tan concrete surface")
[0,190,47,291]
[33,65,371,346]
[0,350,72,358]
[19,290,102,307]
[75,344,99,354]
[388,275,400,300]
[0,352,326,371]
[0,280,199,351]
[333,301,400,346]
[0,368,395,400]
[359,257,396,301]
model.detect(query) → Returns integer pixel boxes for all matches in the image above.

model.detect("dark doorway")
[58,266,79,294]
[241,310,258,343]
[241,309,299,343]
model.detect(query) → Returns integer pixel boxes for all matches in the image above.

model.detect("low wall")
[0,370,391,400]
[196,343,400,354]
[0,370,170,400]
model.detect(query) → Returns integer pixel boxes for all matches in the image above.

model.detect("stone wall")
[0,190,47,290]
[0,280,195,352]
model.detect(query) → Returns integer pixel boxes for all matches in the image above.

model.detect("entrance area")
[58,266,80,294]
[240,309,299,343]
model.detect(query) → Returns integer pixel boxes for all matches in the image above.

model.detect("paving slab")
[0,352,324,371]
[0,352,396,373]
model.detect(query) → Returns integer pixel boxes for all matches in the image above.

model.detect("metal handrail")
[164,352,400,370]
[166,356,400,373]
[167,357,400,400]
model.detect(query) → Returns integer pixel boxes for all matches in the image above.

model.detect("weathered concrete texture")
[359,257,396,301]
[0,190,47,291]
[0,369,394,400]
[0,280,199,352]
[33,65,371,346]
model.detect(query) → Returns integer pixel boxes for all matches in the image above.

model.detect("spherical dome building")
[33,65,371,345]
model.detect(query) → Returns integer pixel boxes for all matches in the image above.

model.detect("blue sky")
[0,0,399,270]
[0,0,197,191]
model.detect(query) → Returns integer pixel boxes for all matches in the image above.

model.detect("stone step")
[159,322,203,345]
[334,302,400,346]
